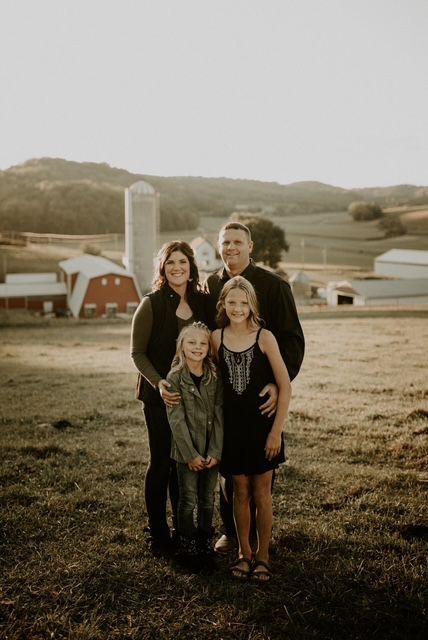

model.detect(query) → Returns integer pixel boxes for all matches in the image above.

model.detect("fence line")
[1,231,121,245]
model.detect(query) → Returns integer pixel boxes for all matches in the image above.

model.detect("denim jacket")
[166,365,223,464]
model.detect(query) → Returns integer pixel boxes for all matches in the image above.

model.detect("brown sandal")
[230,556,252,580]
[251,559,272,583]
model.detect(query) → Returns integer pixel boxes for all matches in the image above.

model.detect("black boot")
[176,534,203,573]
[197,529,217,571]
[144,526,174,557]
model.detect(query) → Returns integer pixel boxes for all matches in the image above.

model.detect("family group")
[131,222,305,582]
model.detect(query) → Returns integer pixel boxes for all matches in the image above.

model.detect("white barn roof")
[337,278,428,299]
[59,255,131,278]
[375,249,428,266]
[0,282,67,298]
[6,273,58,284]
[67,273,92,318]
[290,271,310,283]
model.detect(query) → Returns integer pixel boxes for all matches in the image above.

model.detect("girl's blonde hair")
[216,276,262,329]
[170,322,217,383]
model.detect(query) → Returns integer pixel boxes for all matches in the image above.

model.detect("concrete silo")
[123,181,160,294]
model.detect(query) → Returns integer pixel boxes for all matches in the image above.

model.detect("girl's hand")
[188,456,206,471]
[264,430,282,461]
[259,383,278,417]
[204,456,219,469]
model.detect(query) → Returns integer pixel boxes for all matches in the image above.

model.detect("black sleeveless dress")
[219,328,285,476]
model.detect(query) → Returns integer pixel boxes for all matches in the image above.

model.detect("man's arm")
[269,279,305,381]
[204,273,223,330]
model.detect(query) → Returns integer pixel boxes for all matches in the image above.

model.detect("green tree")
[230,213,289,268]
[377,216,406,238]
[348,201,383,221]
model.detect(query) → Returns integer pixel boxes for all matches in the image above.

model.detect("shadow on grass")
[1,519,426,640]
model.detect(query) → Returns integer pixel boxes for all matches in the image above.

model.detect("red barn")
[59,255,141,318]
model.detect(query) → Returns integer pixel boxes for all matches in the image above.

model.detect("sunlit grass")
[1,315,427,639]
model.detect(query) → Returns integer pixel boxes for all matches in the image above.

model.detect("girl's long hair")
[169,322,217,383]
[152,241,201,292]
[216,276,262,329]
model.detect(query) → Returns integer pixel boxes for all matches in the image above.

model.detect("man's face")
[218,228,253,275]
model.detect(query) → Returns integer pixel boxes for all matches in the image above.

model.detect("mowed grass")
[1,314,427,640]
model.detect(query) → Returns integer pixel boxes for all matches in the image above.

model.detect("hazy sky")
[1,0,427,188]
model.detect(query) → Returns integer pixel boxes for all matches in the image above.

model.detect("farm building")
[123,180,159,294]
[375,249,428,279]
[190,237,222,272]
[289,271,312,304]
[0,273,67,314]
[59,255,141,318]
[327,278,428,306]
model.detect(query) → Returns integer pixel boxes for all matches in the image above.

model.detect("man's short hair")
[219,221,252,242]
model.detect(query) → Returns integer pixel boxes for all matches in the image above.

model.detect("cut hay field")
[1,314,427,640]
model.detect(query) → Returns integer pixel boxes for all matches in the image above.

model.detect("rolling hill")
[1,157,427,235]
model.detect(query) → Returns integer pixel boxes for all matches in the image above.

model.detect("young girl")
[211,276,291,582]
[166,322,223,569]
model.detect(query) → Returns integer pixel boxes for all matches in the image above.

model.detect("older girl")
[211,276,291,582]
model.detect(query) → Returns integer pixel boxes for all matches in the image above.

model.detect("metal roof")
[375,249,428,266]
[67,273,90,318]
[290,271,310,283]
[336,278,428,299]
[59,254,131,277]
[0,282,67,298]
[6,273,58,284]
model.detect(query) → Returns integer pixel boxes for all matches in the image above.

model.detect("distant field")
[1,315,427,639]
[1,209,427,281]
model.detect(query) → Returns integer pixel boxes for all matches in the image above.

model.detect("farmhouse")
[327,278,428,306]
[375,249,428,279]
[190,237,221,272]
[0,273,67,314]
[59,255,141,318]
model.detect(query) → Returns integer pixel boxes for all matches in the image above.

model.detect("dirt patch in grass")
[1,316,427,639]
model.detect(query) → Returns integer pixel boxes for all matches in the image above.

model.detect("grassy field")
[1,312,427,640]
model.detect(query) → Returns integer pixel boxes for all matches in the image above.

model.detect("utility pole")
[322,247,327,268]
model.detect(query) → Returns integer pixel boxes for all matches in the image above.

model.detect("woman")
[131,241,208,555]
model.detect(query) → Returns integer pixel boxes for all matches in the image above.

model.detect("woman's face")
[164,250,190,289]
[224,287,250,324]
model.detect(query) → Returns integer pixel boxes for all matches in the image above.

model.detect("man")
[205,221,305,553]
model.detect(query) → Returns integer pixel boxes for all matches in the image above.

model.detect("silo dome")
[129,180,155,195]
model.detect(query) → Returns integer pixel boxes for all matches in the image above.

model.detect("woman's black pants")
[143,403,178,541]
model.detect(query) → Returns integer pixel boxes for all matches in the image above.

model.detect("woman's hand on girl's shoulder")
[159,379,181,407]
